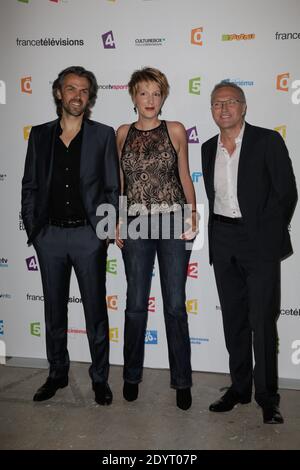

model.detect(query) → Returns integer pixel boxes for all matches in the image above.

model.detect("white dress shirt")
[214,124,245,218]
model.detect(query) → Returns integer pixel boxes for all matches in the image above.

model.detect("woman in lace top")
[116,67,198,410]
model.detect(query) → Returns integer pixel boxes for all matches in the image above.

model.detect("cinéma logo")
[291,339,300,365]
[148,297,155,312]
[192,171,202,183]
[102,31,116,49]
[187,262,198,279]
[145,330,158,344]
[189,77,201,95]
[23,126,32,140]
[0,257,8,268]
[274,125,287,140]
[0,320,4,336]
[26,255,38,271]
[107,295,118,310]
[186,299,198,315]
[21,76,32,94]
[191,27,203,46]
[222,78,254,87]
[106,258,117,275]
[109,327,119,343]
[186,126,199,144]
[0,80,6,104]
[30,322,41,337]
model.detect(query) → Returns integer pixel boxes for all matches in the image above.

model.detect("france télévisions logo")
[26,255,38,271]
[0,257,8,268]
[145,330,158,344]
[186,126,199,144]
[0,80,6,104]
[102,31,116,49]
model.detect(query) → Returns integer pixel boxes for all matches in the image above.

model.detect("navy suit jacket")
[21,118,120,245]
[201,122,297,264]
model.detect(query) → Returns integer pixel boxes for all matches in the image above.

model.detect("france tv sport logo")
[145,330,158,344]
[0,80,6,104]
[21,76,32,94]
[102,31,116,49]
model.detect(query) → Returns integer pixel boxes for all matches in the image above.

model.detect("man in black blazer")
[201,82,297,424]
[21,66,120,405]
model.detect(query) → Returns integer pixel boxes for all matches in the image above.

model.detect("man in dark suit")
[21,66,120,405]
[201,82,297,424]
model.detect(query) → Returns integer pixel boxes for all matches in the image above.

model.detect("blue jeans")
[122,215,192,389]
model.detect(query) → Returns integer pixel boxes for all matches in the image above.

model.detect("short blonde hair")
[128,67,170,102]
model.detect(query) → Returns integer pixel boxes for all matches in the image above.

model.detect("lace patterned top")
[121,120,186,215]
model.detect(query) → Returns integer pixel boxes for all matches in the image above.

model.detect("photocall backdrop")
[0,0,299,384]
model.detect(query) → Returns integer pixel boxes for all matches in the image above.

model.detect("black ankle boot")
[123,382,139,401]
[176,388,192,410]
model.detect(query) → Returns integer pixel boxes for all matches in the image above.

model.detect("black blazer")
[21,118,120,245]
[201,122,297,264]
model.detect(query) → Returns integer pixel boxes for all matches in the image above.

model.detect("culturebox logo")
[145,330,158,344]
[135,37,166,47]
[222,33,255,41]
[191,27,203,46]
[186,126,199,144]
[0,80,6,104]
[186,299,198,315]
[30,322,41,337]
[189,77,201,95]
[106,259,117,275]
[274,125,287,140]
[26,255,38,271]
[23,126,32,140]
[21,76,32,94]
[102,31,116,49]
[276,73,300,104]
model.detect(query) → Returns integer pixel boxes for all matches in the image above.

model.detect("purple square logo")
[102,31,116,49]
[26,255,38,271]
[186,126,199,144]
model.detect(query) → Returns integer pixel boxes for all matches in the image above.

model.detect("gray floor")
[0,362,299,450]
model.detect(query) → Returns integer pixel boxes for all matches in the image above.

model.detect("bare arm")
[115,124,130,247]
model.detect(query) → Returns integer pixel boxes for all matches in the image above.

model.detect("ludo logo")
[291,339,300,365]
[30,322,41,337]
[102,31,116,49]
[189,77,201,95]
[186,126,199,144]
[191,27,203,46]
[145,330,158,344]
[21,76,32,94]
[276,73,300,104]
[0,80,6,104]
[26,255,38,271]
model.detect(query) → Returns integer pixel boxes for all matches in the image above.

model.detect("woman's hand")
[116,221,124,249]
[180,211,199,241]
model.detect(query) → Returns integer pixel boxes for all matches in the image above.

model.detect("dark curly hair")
[52,66,99,118]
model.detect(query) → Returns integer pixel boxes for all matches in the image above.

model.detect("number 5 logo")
[189,77,201,95]
[191,27,203,46]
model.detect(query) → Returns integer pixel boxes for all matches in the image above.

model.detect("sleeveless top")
[121,120,186,215]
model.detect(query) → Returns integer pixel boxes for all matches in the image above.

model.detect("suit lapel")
[206,135,218,201]
[45,119,59,192]
[237,122,255,199]
[80,119,94,181]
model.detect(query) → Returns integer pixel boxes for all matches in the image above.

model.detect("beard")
[62,99,89,117]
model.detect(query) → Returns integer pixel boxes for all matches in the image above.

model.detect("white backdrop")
[0,0,299,381]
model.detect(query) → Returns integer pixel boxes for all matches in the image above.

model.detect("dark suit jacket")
[201,122,297,264]
[21,118,120,245]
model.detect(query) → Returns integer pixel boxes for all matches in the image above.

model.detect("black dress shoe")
[93,382,113,406]
[209,388,251,412]
[123,382,139,401]
[262,405,284,424]
[33,377,68,402]
[176,388,192,410]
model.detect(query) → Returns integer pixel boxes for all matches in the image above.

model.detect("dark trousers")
[33,224,109,383]
[122,216,192,389]
[212,220,280,407]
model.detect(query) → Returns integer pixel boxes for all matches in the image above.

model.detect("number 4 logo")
[26,255,39,271]
[186,126,199,144]
[102,31,116,49]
